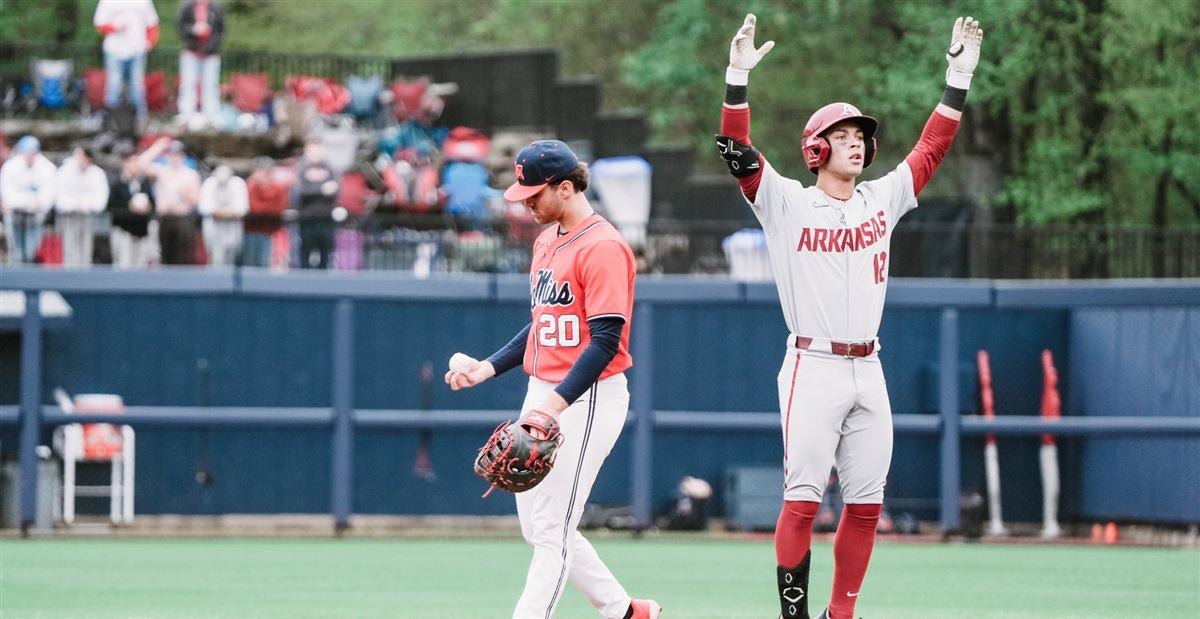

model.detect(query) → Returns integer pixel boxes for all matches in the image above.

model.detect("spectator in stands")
[139,138,200,265]
[292,136,340,269]
[108,150,158,269]
[0,136,56,264]
[54,146,111,268]
[198,164,248,266]
[94,0,160,124]
[244,157,288,267]
[175,0,225,127]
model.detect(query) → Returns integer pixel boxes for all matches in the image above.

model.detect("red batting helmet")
[801,102,878,174]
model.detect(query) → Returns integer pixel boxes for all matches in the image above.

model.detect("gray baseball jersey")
[750,159,917,343]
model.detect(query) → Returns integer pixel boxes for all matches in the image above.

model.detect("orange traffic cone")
[1104,522,1119,544]
[1090,523,1103,543]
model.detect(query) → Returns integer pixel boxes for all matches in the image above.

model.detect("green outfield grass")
[1,537,1197,618]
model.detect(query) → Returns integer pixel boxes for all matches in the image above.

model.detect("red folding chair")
[85,68,107,110]
[287,75,349,115]
[144,70,170,114]
[389,78,430,123]
[229,73,271,113]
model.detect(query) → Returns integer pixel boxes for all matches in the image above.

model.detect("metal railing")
[6,212,1195,279]
[2,269,1198,535]
[894,223,1200,279]
[707,221,1200,279]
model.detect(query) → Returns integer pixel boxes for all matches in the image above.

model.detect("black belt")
[794,336,876,358]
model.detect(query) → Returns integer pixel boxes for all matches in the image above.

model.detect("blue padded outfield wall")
[1069,308,1200,523]
[0,275,1196,524]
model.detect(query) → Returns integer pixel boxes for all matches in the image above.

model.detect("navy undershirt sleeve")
[553,316,624,405]
[486,323,531,377]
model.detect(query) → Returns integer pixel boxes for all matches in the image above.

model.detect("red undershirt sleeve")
[904,111,960,197]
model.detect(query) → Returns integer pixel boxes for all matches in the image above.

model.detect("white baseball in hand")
[449,353,477,374]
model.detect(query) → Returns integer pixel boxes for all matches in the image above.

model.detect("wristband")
[725,84,748,106]
[940,85,968,111]
[946,67,972,90]
[726,66,749,86]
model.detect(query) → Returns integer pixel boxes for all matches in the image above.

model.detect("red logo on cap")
[515,163,524,181]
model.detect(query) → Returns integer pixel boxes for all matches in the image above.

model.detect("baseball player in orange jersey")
[715,14,983,619]
[445,140,661,619]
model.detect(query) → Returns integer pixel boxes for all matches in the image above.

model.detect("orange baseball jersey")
[523,213,636,382]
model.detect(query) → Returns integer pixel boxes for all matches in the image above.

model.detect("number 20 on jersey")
[538,314,581,347]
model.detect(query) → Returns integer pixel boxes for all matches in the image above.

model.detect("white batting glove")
[727,13,775,85]
[945,16,983,89]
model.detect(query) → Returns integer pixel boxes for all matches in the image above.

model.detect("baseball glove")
[474,410,563,496]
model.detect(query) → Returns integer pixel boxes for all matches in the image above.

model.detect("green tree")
[623,0,892,176]
[1100,0,1200,227]
[0,0,83,44]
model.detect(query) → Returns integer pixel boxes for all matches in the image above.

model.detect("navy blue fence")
[1,268,1198,533]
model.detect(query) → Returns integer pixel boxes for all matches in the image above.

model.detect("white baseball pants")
[513,373,632,619]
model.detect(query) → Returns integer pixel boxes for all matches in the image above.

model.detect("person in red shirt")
[244,157,288,267]
[445,140,660,619]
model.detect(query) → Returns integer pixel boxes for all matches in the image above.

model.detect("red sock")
[828,503,882,619]
[775,500,820,568]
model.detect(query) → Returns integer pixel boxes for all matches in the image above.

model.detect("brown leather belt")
[794,336,876,358]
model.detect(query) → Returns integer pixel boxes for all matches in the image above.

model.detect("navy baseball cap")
[503,140,580,202]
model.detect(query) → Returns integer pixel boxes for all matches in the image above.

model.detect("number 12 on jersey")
[873,250,888,284]
[538,314,581,347]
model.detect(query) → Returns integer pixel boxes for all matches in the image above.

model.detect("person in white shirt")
[198,165,248,266]
[54,146,111,268]
[94,0,160,121]
[0,136,57,264]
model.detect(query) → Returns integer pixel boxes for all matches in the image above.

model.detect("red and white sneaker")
[630,598,663,619]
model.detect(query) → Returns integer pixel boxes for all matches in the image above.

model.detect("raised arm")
[716,13,774,202]
[135,137,171,174]
[905,16,984,196]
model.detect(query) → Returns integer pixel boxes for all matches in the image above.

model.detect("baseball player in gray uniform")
[715,13,984,619]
